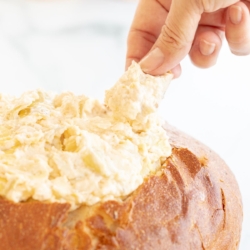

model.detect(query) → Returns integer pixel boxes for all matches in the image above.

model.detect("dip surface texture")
[0,62,173,209]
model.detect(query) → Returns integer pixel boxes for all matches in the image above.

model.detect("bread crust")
[0,123,243,250]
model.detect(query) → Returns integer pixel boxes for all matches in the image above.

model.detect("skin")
[126,0,250,77]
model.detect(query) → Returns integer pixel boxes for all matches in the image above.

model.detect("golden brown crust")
[0,123,243,250]
[0,200,70,249]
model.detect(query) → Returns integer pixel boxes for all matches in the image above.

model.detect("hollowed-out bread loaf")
[0,123,243,250]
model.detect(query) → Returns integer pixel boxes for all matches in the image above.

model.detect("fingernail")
[199,40,216,56]
[139,47,165,73]
[229,6,242,25]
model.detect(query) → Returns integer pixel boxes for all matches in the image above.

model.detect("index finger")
[126,0,169,69]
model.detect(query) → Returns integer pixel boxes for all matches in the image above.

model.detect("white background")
[0,0,249,248]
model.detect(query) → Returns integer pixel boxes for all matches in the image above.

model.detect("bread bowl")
[0,62,243,249]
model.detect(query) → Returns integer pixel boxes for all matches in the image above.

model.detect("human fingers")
[189,26,224,68]
[125,0,169,70]
[170,64,182,78]
[139,0,202,75]
[225,1,250,55]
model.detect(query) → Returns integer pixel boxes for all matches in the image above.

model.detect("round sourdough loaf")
[0,123,243,250]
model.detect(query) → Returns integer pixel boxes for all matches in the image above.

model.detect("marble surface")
[0,0,249,248]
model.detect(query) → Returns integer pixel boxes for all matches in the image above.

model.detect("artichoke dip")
[0,62,173,210]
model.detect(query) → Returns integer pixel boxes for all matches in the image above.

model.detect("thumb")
[139,0,202,75]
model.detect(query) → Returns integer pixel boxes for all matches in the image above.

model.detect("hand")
[126,0,250,77]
